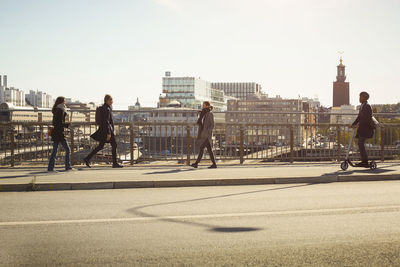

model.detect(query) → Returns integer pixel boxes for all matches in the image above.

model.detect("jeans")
[195,139,216,165]
[48,140,71,171]
[357,136,368,163]
[85,134,117,165]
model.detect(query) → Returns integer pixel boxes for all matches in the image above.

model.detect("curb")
[0,174,400,192]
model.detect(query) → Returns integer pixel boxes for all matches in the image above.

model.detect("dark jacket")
[51,107,70,142]
[91,104,114,143]
[196,110,214,146]
[352,101,374,138]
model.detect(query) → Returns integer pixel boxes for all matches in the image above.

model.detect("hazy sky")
[1,0,399,109]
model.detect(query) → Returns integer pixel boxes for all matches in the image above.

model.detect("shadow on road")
[322,167,396,176]
[143,169,195,175]
[210,227,261,233]
[0,171,49,179]
[126,183,312,233]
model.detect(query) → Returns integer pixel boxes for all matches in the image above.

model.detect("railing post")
[380,126,385,162]
[130,126,134,165]
[336,125,341,161]
[240,125,244,164]
[186,126,191,165]
[10,129,15,167]
[70,127,75,166]
[290,126,294,163]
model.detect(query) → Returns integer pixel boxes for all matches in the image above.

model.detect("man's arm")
[203,113,214,136]
[101,107,111,134]
[364,104,372,119]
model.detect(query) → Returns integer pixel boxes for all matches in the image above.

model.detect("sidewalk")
[1,162,400,192]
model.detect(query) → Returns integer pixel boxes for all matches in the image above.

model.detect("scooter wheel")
[340,161,349,170]
[370,160,377,170]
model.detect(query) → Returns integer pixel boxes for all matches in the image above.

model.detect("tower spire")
[333,54,350,107]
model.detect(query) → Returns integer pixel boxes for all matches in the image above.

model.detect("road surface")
[1,181,400,266]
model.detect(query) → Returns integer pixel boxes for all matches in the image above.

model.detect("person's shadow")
[323,166,396,176]
[0,170,49,179]
[126,183,312,233]
[143,169,195,175]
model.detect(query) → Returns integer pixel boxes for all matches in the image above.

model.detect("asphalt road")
[1,181,400,266]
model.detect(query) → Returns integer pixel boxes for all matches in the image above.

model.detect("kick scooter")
[340,128,377,171]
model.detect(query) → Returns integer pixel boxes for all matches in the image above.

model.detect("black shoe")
[208,164,217,169]
[83,158,91,168]
[191,163,198,168]
[112,163,123,168]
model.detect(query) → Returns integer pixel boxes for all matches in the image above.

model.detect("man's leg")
[110,135,118,166]
[48,142,59,171]
[194,140,207,164]
[358,137,368,163]
[61,140,72,170]
[85,141,105,162]
[205,140,216,165]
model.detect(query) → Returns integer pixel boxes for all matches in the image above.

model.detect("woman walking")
[48,96,73,172]
[191,101,217,169]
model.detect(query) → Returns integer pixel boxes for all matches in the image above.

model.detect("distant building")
[333,58,350,107]
[211,82,262,100]
[330,105,358,125]
[140,105,199,156]
[66,101,96,122]
[0,75,5,103]
[317,106,331,124]
[0,102,52,122]
[4,87,25,106]
[25,90,53,108]
[0,75,25,106]
[127,98,154,122]
[159,72,226,111]
[226,95,317,144]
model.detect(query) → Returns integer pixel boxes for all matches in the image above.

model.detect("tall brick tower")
[332,58,350,107]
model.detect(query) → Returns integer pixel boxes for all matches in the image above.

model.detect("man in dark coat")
[84,94,123,168]
[351,91,375,167]
[191,101,217,169]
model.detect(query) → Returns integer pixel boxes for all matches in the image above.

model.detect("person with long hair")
[191,101,217,168]
[48,96,73,172]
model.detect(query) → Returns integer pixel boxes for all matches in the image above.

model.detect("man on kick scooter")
[351,91,375,167]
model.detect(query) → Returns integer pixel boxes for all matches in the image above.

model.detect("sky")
[1,0,399,109]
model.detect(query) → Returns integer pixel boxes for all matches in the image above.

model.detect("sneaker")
[208,164,217,169]
[190,163,198,168]
[112,163,123,168]
[66,168,76,171]
[83,158,91,168]
[47,170,58,173]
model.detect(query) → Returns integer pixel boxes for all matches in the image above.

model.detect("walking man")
[191,101,217,169]
[84,94,123,168]
[351,91,375,167]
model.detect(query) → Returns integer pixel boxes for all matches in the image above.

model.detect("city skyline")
[1,0,399,109]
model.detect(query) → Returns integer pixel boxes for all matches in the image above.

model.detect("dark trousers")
[195,140,216,165]
[86,135,117,165]
[357,136,368,163]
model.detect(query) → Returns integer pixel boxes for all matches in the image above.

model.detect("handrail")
[2,109,400,116]
[1,121,399,127]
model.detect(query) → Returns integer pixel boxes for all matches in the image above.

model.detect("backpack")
[95,106,102,125]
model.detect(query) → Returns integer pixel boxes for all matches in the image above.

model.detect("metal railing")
[1,120,399,167]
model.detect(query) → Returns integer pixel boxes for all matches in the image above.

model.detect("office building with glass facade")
[159,72,226,111]
[211,82,262,100]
